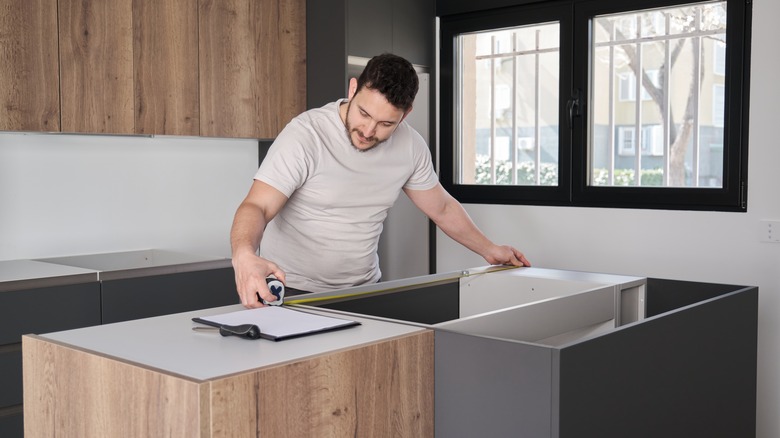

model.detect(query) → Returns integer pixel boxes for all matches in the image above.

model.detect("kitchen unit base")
[303,267,758,438]
[23,306,434,438]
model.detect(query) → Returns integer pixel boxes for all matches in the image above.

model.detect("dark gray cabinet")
[6,251,238,437]
[302,267,758,438]
[386,0,436,66]
[0,345,22,409]
[346,0,434,66]
[0,282,102,347]
[37,250,239,324]
[306,0,435,109]
[0,407,23,438]
[347,0,393,59]
[0,261,101,438]
[101,267,237,324]
[0,281,101,410]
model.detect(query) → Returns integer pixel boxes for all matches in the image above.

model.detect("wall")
[435,0,779,436]
[0,133,258,261]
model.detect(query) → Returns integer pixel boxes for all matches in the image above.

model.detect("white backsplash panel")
[0,133,258,261]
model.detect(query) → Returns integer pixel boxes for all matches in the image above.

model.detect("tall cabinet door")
[0,0,60,132]
[199,0,306,138]
[58,0,135,134]
[133,0,199,135]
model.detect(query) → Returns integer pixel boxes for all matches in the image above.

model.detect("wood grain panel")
[199,0,306,138]
[133,0,199,135]
[0,0,60,131]
[25,330,432,437]
[23,335,203,438]
[59,0,134,134]
[272,0,307,131]
[209,331,434,437]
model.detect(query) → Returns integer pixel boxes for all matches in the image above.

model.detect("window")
[439,0,751,211]
[618,70,659,101]
[712,84,725,127]
[616,125,663,156]
[453,21,561,187]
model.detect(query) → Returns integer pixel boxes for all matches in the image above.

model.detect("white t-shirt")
[255,100,438,292]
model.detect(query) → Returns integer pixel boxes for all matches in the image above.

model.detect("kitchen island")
[23,266,757,437]
[23,305,433,437]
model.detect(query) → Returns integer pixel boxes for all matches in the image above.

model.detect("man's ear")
[347,78,358,99]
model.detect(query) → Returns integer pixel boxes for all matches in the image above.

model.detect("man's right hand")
[231,251,287,308]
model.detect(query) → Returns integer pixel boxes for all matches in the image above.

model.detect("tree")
[600,5,726,186]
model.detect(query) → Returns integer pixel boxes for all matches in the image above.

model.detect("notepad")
[193,306,360,341]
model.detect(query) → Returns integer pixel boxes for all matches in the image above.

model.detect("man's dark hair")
[356,53,419,112]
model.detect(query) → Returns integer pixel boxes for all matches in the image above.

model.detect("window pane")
[589,1,727,188]
[456,22,560,186]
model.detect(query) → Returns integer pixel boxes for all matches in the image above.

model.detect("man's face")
[344,86,408,152]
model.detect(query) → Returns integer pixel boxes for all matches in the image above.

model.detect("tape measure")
[262,277,286,306]
[283,265,521,306]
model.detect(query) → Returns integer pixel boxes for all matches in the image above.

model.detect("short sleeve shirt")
[255,100,438,292]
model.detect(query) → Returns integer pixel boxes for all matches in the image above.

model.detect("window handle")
[567,89,581,129]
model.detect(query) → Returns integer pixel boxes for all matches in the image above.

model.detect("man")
[231,53,530,308]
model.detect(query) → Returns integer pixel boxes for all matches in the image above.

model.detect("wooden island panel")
[23,335,202,437]
[24,330,433,437]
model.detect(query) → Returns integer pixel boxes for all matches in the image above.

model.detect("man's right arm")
[230,180,289,308]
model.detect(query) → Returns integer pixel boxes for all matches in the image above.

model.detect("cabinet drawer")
[0,407,23,438]
[101,267,237,324]
[0,344,22,408]
[0,282,101,345]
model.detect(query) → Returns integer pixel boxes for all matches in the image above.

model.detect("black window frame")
[438,0,752,212]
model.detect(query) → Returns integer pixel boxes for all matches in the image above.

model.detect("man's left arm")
[404,183,531,267]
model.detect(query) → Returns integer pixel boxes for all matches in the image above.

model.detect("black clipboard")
[192,306,360,342]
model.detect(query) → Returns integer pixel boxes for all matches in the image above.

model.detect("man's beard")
[344,101,384,152]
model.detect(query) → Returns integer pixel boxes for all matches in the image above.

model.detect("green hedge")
[591,168,664,186]
[475,158,664,186]
[475,160,558,185]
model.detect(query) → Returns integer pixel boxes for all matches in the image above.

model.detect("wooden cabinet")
[58,0,135,134]
[133,0,200,136]
[1,0,305,138]
[0,0,60,132]
[59,0,199,136]
[199,0,306,138]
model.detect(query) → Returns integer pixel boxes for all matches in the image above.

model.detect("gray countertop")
[1,249,232,291]
[0,259,98,292]
[39,304,428,381]
[34,249,232,281]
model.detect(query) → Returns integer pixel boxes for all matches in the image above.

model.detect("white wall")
[0,133,258,261]
[436,0,780,436]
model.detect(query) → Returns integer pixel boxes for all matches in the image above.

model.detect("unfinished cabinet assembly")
[301,266,757,438]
